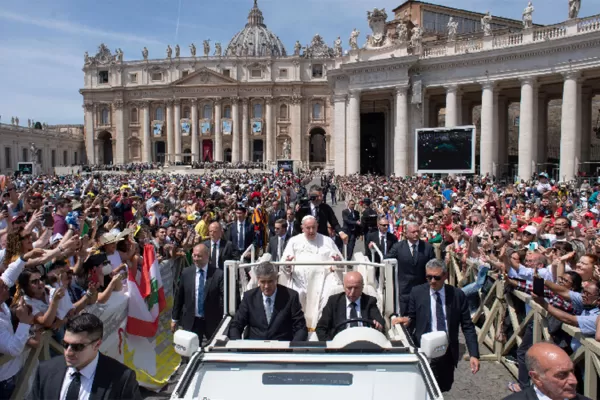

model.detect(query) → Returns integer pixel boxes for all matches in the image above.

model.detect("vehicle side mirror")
[419,331,448,360]
[174,330,200,357]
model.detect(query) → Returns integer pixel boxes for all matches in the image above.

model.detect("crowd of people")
[0,166,597,399]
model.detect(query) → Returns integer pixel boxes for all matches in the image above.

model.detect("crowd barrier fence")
[445,251,600,398]
[0,257,189,399]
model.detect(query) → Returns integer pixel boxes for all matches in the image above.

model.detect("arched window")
[253,103,263,119]
[279,104,288,120]
[313,103,322,119]
[155,107,164,121]
[100,108,109,125]
[183,106,191,119]
[223,105,232,119]
[203,104,212,119]
[130,108,138,123]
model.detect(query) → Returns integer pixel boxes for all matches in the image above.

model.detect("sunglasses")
[62,339,98,352]
[380,224,389,227]
[426,275,443,281]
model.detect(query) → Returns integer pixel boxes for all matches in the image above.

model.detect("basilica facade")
[81,0,334,169]
[81,0,600,181]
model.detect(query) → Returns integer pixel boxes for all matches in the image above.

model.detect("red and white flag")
[126,244,166,337]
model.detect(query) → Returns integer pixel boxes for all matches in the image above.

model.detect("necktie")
[65,371,81,400]
[412,243,418,263]
[381,235,386,255]
[265,297,272,324]
[435,292,446,332]
[278,237,283,261]
[288,222,293,236]
[197,269,205,317]
[349,302,358,327]
[211,243,218,267]
[238,223,243,249]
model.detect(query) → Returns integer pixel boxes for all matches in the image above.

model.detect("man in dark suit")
[28,313,141,400]
[267,219,290,261]
[229,262,307,341]
[385,221,435,315]
[268,200,285,237]
[393,259,480,393]
[294,186,348,244]
[316,271,384,341]
[228,206,254,260]
[285,208,298,238]
[503,342,590,400]
[203,222,233,269]
[341,200,361,260]
[172,244,224,342]
[366,217,398,263]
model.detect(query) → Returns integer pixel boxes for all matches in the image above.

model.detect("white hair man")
[279,215,344,328]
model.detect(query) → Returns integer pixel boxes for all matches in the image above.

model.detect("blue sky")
[1,0,599,125]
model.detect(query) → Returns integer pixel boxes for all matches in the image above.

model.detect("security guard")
[360,198,378,250]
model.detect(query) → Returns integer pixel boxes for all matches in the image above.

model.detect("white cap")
[50,233,63,245]
[523,226,538,235]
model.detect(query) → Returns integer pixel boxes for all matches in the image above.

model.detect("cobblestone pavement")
[142,179,516,399]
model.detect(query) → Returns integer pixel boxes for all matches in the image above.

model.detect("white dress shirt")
[195,265,208,318]
[380,234,387,255]
[430,286,447,332]
[277,235,286,261]
[533,384,557,400]
[346,296,362,326]
[59,353,99,400]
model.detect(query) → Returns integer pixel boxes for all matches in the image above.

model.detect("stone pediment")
[174,67,237,86]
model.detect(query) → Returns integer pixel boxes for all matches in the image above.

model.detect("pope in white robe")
[279,215,344,329]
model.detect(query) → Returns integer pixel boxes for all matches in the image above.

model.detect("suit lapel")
[424,287,432,333]
[204,268,215,301]
[270,288,286,326]
[50,360,68,399]
[444,284,453,331]
[90,354,109,400]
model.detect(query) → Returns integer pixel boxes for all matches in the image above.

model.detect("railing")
[578,15,600,33]
[0,122,83,140]
[447,254,600,398]
[422,44,447,58]
[493,33,523,48]
[534,24,567,41]
[0,330,64,400]
[455,38,483,54]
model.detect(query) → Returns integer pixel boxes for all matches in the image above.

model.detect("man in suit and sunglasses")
[366,217,398,264]
[29,313,142,400]
[393,259,480,393]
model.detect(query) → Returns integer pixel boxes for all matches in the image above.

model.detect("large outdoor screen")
[415,126,476,174]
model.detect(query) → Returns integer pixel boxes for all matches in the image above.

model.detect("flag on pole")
[126,244,166,337]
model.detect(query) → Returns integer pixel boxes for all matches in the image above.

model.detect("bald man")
[203,221,233,269]
[503,342,591,400]
[316,271,384,341]
[172,244,224,342]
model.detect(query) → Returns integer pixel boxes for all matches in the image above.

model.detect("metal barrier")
[448,254,600,398]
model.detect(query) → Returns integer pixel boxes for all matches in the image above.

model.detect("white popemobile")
[171,248,448,400]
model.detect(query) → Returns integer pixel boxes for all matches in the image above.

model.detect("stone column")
[191,99,199,163]
[113,100,126,164]
[445,84,460,127]
[291,96,302,160]
[394,87,409,177]
[537,95,548,165]
[333,94,347,175]
[231,98,240,163]
[83,103,95,164]
[174,100,182,162]
[141,101,151,162]
[480,82,496,176]
[214,98,223,162]
[497,97,508,169]
[242,99,250,161]
[166,100,174,163]
[560,72,581,181]
[580,89,593,171]
[346,90,361,175]
[518,77,538,180]
[266,97,274,162]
